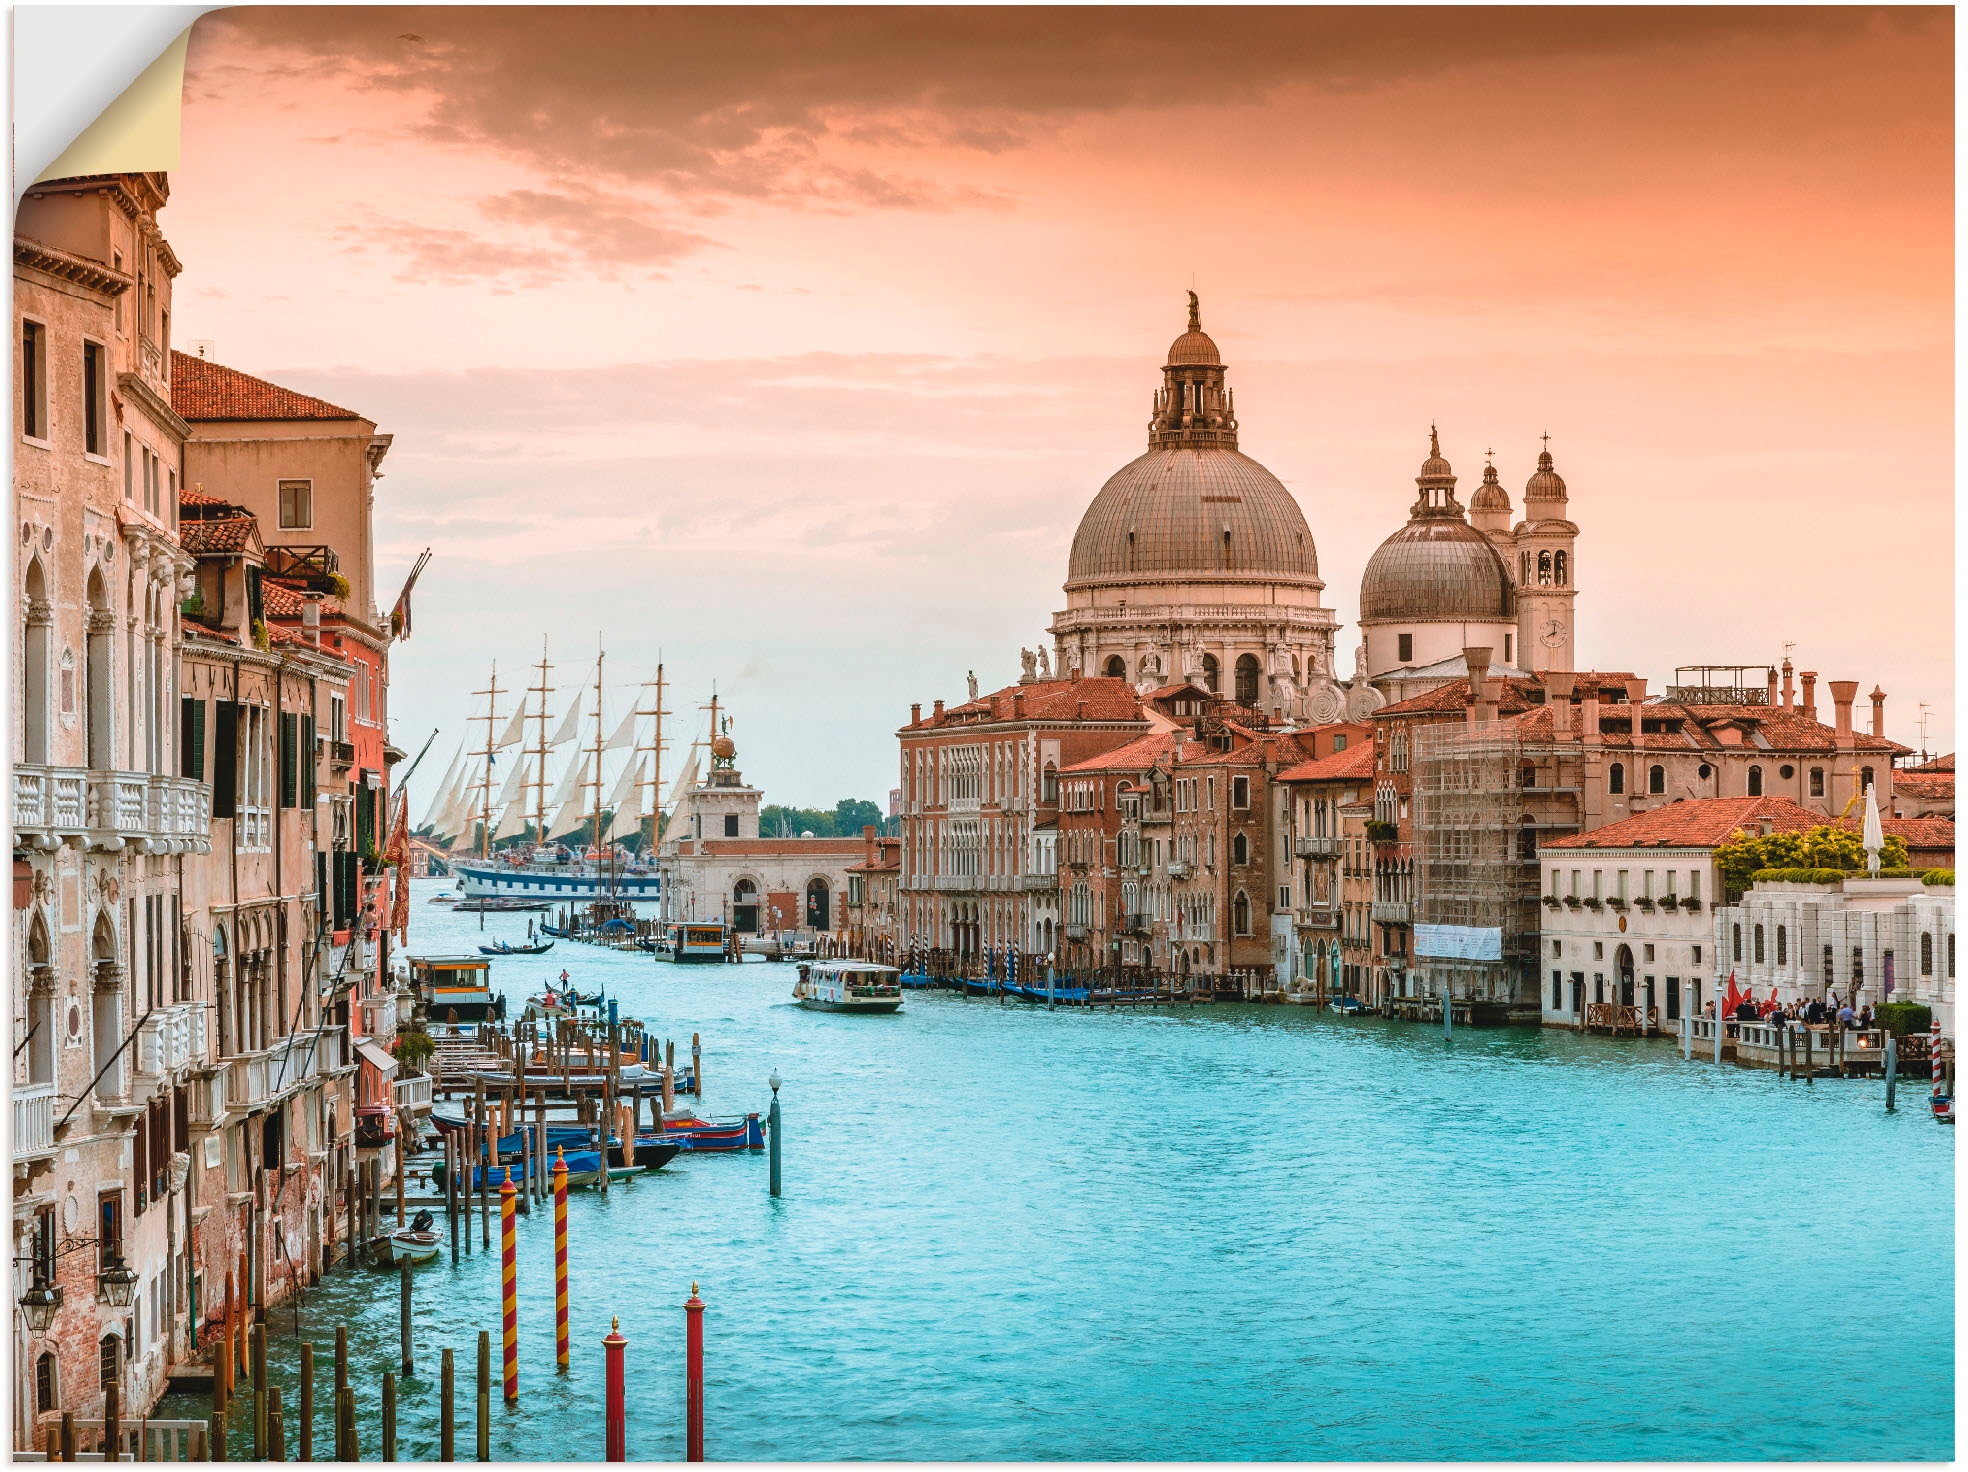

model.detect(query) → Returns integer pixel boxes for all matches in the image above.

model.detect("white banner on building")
[1414,923,1503,961]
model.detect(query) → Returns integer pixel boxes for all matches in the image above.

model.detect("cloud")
[198,8,1943,207]
[476,187,713,267]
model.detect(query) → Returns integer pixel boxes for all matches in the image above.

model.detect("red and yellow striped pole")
[552,1148,569,1371]
[500,1168,519,1401]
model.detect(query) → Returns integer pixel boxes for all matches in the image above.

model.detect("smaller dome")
[1525,444,1567,501]
[1166,289,1222,366]
[1359,519,1516,623]
[1470,460,1512,513]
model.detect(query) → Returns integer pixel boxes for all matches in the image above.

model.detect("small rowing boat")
[388,1228,442,1264]
[479,939,554,956]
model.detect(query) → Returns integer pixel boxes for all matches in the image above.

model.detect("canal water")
[171,878,1954,1460]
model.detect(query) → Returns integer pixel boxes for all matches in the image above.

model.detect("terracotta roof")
[911,677,1145,730]
[1278,743,1376,783]
[1178,730,1321,770]
[170,351,363,422]
[1375,677,1544,718]
[1857,815,1955,853]
[179,516,261,556]
[1909,753,1954,773]
[178,486,232,509]
[687,839,864,855]
[1542,797,1827,850]
[1893,772,1953,800]
[260,579,344,620]
[1062,730,1175,775]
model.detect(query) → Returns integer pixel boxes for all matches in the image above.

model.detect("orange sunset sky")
[166,7,1955,804]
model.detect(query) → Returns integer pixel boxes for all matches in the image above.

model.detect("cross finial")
[1541,430,1551,452]
[1484,446,1495,464]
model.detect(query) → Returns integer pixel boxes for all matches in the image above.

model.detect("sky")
[162,6,1955,808]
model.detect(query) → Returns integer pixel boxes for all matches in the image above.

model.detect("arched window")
[1104,655,1126,679]
[1554,550,1568,587]
[1776,925,1787,965]
[1921,932,1933,976]
[1538,550,1553,586]
[100,1334,120,1390]
[1233,653,1260,707]
[1520,550,1532,587]
[1231,832,1248,866]
[1860,765,1875,791]
[85,568,113,770]
[25,913,53,1085]
[1608,763,1624,795]
[1753,925,1764,963]
[1041,764,1057,804]
[1648,765,1665,795]
[1518,821,1537,860]
[36,1350,56,1413]
[1809,768,1825,798]
[1732,924,1742,962]
[1747,765,1763,796]
[1232,891,1251,936]
[22,557,50,764]
[805,878,831,931]
[1201,654,1219,694]
[1521,763,1537,789]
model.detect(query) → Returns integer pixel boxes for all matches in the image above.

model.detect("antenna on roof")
[1917,701,1933,764]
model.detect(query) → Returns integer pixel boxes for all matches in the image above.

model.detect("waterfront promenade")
[168,877,1953,1461]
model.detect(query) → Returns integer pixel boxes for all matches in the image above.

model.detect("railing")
[1168,861,1192,879]
[263,544,342,582]
[1295,835,1341,859]
[394,1072,434,1112]
[1019,873,1057,890]
[1064,924,1090,941]
[14,1081,55,1157]
[138,333,167,386]
[188,1069,226,1127]
[14,766,210,854]
[225,1049,273,1109]
[27,1417,208,1462]
[133,1003,206,1077]
[1371,900,1411,924]
[1585,1002,1655,1034]
[1176,925,1215,944]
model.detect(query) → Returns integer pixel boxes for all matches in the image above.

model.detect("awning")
[354,1038,399,1077]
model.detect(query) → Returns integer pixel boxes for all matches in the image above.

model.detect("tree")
[1713,824,1910,897]
[834,798,884,835]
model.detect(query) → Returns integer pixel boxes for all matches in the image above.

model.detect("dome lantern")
[1148,292,1237,451]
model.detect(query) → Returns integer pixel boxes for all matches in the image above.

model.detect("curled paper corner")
[35,26,195,186]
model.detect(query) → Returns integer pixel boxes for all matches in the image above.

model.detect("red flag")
[385,792,411,943]
[1723,971,1741,1014]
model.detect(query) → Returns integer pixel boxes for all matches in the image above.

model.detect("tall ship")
[420,641,668,903]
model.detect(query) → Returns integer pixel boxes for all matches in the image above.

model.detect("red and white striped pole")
[553,1149,569,1371]
[500,1169,519,1401]
[603,1317,627,1461]
[684,1282,705,1462]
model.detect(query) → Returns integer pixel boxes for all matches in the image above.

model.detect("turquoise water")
[178,880,1953,1460]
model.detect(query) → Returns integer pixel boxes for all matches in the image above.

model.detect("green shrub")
[1364,819,1399,843]
[1751,867,1848,885]
[1875,1002,1933,1037]
[1923,869,1955,887]
[1718,825,1910,896]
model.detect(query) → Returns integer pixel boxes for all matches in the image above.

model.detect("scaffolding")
[1412,718,1584,1019]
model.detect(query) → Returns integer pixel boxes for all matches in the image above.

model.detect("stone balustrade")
[12,765,210,854]
[14,1081,55,1158]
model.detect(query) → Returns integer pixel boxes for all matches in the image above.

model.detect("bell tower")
[1513,436,1579,674]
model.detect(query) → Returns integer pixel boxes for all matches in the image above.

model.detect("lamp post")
[767,1071,782,1198]
[98,1254,139,1308]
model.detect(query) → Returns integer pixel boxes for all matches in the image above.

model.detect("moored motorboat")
[1328,996,1366,1014]
[1933,1092,1954,1123]
[389,1228,442,1264]
[659,1114,765,1152]
[793,960,904,1014]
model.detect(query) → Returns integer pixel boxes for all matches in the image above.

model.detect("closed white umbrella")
[1862,781,1884,876]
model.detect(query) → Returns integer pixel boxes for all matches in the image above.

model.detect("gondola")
[478,939,555,956]
[659,1114,765,1152]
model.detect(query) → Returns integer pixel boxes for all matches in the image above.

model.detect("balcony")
[263,544,343,592]
[13,767,210,855]
[1168,860,1192,879]
[1064,924,1090,941]
[225,1050,273,1110]
[1295,835,1341,859]
[329,739,356,770]
[1019,874,1057,891]
[393,1072,434,1113]
[1177,925,1215,944]
[14,1081,55,1159]
[1371,900,1412,924]
[1119,912,1153,935]
[187,1070,226,1128]
[133,1003,207,1079]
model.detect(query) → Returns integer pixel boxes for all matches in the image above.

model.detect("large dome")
[1360,517,1514,621]
[1065,447,1320,589]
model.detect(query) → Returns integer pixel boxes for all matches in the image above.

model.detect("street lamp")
[96,1255,139,1309]
[18,1279,62,1333]
[768,1069,781,1096]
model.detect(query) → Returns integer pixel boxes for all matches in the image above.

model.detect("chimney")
[1545,670,1576,736]
[1582,690,1601,747]
[932,699,944,720]
[1829,679,1858,748]
[910,703,922,726]
[301,592,323,647]
[1800,671,1818,722]
[1780,658,1795,709]
[1076,700,1087,721]
[1462,646,1493,727]
[1623,677,1647,708]
[1869,686,1886,739]
[1765,668,1779,707]
[1012,692,1025,719]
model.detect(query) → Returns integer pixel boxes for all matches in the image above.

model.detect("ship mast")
[587,643,607,862]
[470,662,503,860]
[526,636,555,849]
[635,660,670,849]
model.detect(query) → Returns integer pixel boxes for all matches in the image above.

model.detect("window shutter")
[211,702,238,817]
[179,697,206,780]
[302,716,316,805]
[279,713,298,809]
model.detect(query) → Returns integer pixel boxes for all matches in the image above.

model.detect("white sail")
[604,708,638,752]
[433,760,479,840]
[551,691,584,747]
[546,786,589,841]
[495,703,527,750]
[605,756,645,841]
[495,755,525,805]
[546,755,583,809]
[418,743,465,830]
[493,789,531,841]
[659,749,699,849]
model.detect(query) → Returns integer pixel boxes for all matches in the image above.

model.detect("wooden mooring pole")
[477,1330,491,1461]
[298,1342,314,1461]
[268,1384,285,1461]
[1885,1031,1899,1110]
[400,1258,415,1375]
[439,1347,455,1463]
[381,1372,397,1463]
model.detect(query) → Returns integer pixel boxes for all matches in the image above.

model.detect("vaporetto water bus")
[793,960,905,1013]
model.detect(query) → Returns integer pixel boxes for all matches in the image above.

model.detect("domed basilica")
[1049,297,1578,717]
